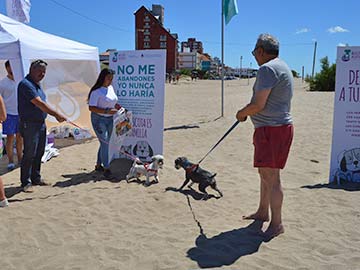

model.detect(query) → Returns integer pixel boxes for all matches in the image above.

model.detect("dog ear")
[133,144,137,155]
[340,157,347,172]
[149,144,153,157]
[337,150,346,164]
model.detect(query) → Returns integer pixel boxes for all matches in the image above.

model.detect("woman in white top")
[88,68,121,178]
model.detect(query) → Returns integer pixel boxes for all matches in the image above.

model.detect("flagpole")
[221,0,224,117]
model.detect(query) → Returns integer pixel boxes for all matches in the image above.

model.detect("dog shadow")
[165,186,218,201]
[127,178,159,187]
[53,158,133,188]
[301,182,360,192]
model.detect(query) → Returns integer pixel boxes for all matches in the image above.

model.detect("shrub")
[305,57,336,91]
[291,70,299,78]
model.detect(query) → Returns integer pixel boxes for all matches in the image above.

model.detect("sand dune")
[1,78,359,270]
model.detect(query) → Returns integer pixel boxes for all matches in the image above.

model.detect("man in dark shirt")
[18,59,66,192]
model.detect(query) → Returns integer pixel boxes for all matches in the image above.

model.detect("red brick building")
[181,38,203,54]
[134,5,178,73]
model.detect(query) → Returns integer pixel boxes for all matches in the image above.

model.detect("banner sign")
[109,50,166,162]
[6,0,31,23]
[329,46,360,184]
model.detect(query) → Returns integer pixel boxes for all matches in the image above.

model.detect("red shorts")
[253,124,294,169]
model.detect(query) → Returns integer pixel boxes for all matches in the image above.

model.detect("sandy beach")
[1,77,359,270]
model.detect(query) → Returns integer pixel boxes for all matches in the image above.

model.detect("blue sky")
[1,0,359,74]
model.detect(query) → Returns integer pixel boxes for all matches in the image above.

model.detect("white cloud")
[295,28,310,34]
[327,26,349,34]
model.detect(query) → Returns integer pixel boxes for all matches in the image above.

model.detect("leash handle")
[198,120,239,164]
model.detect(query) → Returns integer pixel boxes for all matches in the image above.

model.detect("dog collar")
[144,163,157,173]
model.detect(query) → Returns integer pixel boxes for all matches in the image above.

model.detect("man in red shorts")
[236,33,294,241]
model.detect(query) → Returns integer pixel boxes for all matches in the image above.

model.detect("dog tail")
[211,173,217,178]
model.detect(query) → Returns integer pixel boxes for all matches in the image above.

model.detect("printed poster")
[109,50,166,162]
[329,46,360,184]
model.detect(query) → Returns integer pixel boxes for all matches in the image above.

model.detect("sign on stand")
[109,50,166,162]
[329,46,360,184]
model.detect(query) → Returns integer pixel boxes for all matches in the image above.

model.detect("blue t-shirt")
[250,58,293,128]
[17,75,47,122]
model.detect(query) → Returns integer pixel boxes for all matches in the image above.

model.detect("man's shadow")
[5,185,24,199]
[185,196,265,268]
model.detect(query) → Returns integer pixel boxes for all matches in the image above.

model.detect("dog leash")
[121,150,157,172]
[67,121,151,167]
[197,120,239,164]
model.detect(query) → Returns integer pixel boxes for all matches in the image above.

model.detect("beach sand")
[1,78,359,270]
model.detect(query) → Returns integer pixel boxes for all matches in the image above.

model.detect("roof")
[0,13,99,61]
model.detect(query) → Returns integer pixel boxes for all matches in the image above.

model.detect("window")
[160,42,167,48]
[160,35,167,41]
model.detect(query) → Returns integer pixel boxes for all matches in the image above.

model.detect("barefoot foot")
[263,224,284,242]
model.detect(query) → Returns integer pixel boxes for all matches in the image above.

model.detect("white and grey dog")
[126,154,164,186]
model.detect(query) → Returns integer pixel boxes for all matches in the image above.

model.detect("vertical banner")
[109,50,166,162]
[6,0,31,23]
[329,46,360,184]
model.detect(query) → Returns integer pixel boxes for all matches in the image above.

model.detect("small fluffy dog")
[126,154,164,186]
[174,157,223,199]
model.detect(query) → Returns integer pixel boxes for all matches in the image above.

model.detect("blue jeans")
[19,121,46,187]
[91,113,113,169]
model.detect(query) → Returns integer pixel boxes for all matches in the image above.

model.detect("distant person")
[176,74,180,84]
[88,68,121,179]
[0,60,23,171]
[18,60,67,193]
[0,95,9,207]
[236,33,294,240]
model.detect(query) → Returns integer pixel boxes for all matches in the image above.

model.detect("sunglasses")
[251,46,260,56]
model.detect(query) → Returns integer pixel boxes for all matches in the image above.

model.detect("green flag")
[223,0,238,25]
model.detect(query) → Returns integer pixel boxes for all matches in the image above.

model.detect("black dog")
[174,157,223,199]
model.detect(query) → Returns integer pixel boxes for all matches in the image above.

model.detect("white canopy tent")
[0,13,100,127]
